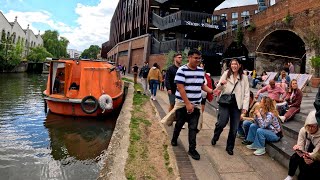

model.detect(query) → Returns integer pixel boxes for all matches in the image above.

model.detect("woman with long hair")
[245,96,283,156]
[279,79,303,122]
[211,58,250,155]
[277,70,291,90]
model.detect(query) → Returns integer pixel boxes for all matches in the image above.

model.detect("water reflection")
[45,112,115,161]
[0,73,118,179]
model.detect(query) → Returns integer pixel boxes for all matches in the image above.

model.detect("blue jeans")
[252,79,260,88]
[246,123,280,148]
[238,121,245,136]
[150,79,159,96]
[242,120,253,139]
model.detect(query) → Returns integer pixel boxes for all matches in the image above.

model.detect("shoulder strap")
[230,81,239,94]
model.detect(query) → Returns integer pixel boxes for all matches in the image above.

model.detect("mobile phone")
[295,149,304,154]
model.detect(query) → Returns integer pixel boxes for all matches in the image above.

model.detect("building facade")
[213,5,259,28]
[67,49,82,59]
[0,11,43,57]
[102,0,226,75]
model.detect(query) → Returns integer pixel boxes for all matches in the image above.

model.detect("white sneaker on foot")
[279,116,286,123]
[152,96,156,101]
[284,175,293,180]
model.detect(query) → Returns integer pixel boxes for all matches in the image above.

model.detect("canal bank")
[115,75,289,180]
[99,80,179,179]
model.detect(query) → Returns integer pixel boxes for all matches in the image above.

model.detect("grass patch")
[163,144,173,174]
[125,82,175,179]
[122,77,134,83]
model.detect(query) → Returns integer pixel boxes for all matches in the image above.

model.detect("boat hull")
[45,93,124,117]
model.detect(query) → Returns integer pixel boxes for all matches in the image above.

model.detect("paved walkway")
[125,75,289,180]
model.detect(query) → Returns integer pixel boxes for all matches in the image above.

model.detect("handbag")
[218,81,238,105]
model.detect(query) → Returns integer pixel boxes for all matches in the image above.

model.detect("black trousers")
[288,153,320,179]
[172,107,200,150]
[212,99,241,151]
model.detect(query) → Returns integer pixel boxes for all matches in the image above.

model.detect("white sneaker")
[279,116,286,123]
[150,95,154,99]
[284,175,293,180]
[152,96,156,101]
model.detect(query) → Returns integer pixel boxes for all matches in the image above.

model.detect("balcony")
[151,11,224,31]
[151,37,223,56]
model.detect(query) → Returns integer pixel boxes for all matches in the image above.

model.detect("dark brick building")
[102,0,226,75]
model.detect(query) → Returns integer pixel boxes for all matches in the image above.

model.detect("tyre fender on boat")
[99,94,113,113]
[81,96,99,114]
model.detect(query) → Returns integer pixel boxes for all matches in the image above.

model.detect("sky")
[0,0,258,51]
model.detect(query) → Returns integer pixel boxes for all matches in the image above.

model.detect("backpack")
[142,66,150,78]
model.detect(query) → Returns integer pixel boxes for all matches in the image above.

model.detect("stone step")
[282,120,304,140]
[266,136,296,169]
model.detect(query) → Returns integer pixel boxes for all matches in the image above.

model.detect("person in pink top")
[255,79,286,103]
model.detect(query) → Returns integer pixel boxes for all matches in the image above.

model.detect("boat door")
[50,61,66,95]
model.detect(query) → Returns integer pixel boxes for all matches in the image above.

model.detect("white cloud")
[216,0,258,10]
[4,0,119,51]
[63,0,118,51]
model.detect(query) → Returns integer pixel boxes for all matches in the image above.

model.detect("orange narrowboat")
[43,59,124,117]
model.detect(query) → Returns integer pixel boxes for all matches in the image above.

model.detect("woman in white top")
[211,58,250,155]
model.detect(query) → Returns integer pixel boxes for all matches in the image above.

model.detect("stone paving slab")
[124,75,289,180]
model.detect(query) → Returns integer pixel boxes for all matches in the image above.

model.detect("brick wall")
[149,54,166,70]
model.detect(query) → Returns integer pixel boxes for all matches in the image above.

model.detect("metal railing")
[152,11,222,30]
[151,38,223,56]
[153,0,169,3]
[213,17,251,40]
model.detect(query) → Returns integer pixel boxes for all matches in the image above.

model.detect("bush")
[311,56,320,77]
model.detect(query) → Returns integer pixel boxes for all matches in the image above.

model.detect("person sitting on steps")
[284,110,320,180]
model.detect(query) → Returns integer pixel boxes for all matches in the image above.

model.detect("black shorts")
[201,98,206,105]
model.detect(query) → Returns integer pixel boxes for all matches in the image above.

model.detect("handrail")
[213,17,251,40]
[152,10,222,30]
[151,38,222,55]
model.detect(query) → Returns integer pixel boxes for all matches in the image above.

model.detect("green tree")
[7,39,24,67]
[81,45,101,59]
[41,30,69,58]
[27,46,53,62]
[0,33,24,71]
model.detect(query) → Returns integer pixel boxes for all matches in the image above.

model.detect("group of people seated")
[236,69,320,179]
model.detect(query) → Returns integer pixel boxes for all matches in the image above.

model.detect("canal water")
[0,73,118,179]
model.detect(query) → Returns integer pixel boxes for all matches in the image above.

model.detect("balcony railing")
[151,37,223,56]
[152,11,223,30]
[153,0,169,3]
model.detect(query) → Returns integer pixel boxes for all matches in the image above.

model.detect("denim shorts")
[168,94,176,105]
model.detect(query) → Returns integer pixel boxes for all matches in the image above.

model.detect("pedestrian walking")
[162,49,216,160]
[132,64,139,84]
[165,53,182,112]
[211,58,250,156]
[147,63,162,100]
[139,62,150,94]
[122,65,126,75]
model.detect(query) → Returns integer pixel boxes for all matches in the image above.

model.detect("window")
[241,11,250,17]
[118,50,128,57]
[231,20,238,26]
[232,12,238,19]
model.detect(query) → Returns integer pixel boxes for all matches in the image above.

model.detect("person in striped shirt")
[171,49,215,160]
